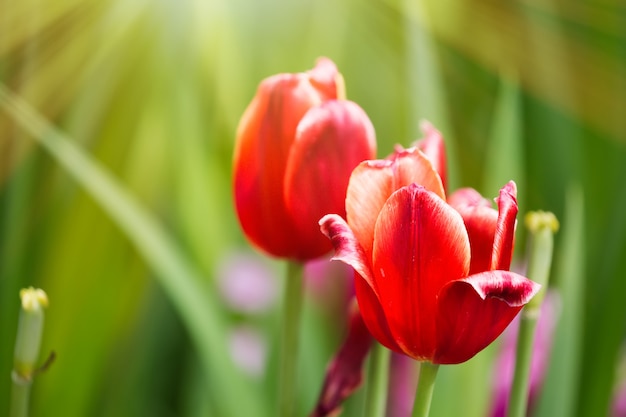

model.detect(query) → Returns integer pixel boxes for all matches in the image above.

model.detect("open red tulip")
[320,130,539,364]
[233,58,376,261]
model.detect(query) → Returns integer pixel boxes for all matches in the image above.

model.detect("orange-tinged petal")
[387,147,446,200]
[434,271,540,364]
[344,160,395,259]
[233,60,339,259]
[284,100,376,259]
[308,57,344,101]
[372,184,469,360]
[345,147,445,259]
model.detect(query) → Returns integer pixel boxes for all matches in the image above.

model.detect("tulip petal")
[345,147,445,259]
[372,184,469,360]
[320,214,400,352]
[491,181,518,271]
[319,214,376,289]
[344,161,395,259]
[434,270,540,364]
[308,57,343,101]
[415,121,448,192]
[354,275,402,352]
[448,187,492,209]
[284,100,376,259]
[233,69,331,258]
[449,187,499,275]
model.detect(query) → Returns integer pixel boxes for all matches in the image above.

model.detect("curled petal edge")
[320,214,401,352]
[454,270,541,307]
[308,57,344,101]
[319,214,377,293]
[491,181,519,271]
[434,271,541,364]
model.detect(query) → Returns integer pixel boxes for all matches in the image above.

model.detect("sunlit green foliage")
[1,0,624,416]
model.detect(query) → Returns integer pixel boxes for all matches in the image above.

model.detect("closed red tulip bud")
[233,58,376,261]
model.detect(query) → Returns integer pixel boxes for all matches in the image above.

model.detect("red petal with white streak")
[372,184,469,360]
[319,214,376,290]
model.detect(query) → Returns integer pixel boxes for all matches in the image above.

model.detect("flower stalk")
[411,362,440,417]
[363,343,391,417]
[507,211,559,417]
[309,300,373,417]
[278,261,305,417]
[10,287,49,417]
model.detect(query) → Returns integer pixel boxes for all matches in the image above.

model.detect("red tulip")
[233,58,377,261]
[319,128,540,364]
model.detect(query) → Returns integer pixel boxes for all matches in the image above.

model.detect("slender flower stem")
[507,312,539,417]
[10,288,48,417]
[412,361,440,417]
[278,261,304,417]
[10,373,30,417]
[507,211,558,417]
[363,343,391,417]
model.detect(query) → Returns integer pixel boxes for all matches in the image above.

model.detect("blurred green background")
[0,0,624,416]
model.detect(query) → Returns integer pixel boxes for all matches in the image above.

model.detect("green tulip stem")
[278,261,305,417]
[10,376,30,417]
[363,342,391,417]
[411,361,440,417]
[10,288,49,417]
[507,313,539,417]
[507,211,558,417]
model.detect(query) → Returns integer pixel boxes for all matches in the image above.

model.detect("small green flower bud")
[524,212,559,311]
[13,287,48,380]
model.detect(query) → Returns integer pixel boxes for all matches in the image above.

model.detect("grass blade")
[0,83,268,417]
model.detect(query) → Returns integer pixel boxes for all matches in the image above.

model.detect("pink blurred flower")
[216,251,278,377]
[611,347,626,417]
[228,325,268,378]
[386,353,419,417]
[614,381,626,417]
[304,256,354,322]
[216,251,279,314]
[490,291,560,417]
